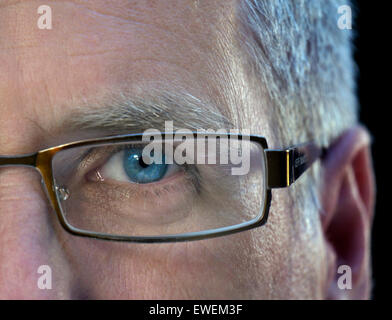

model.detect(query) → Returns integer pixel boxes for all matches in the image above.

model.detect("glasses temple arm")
[265,142,326,189]
[0,154,37,167]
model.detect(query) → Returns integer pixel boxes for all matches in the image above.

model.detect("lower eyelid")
[84,169,197,200]
[90,166,185,187]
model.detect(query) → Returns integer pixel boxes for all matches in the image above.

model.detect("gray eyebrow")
[66,90,233,135]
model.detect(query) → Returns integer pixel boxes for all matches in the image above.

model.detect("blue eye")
[123,148,168,184]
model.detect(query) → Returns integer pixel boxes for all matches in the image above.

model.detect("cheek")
[60,230,260,299]
[56,187,325,299]
[55,193,296,299]
[257,189,327,299]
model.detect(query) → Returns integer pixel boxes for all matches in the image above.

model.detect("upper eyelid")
[54,145,122,182]
[78,143,142,170]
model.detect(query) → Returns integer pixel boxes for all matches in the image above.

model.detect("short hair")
[238,0,358,147]
[237,0,358,211]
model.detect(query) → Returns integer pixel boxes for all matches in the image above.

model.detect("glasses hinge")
[265,149,294,189]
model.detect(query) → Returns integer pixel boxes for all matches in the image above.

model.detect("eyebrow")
[64,90,233,137]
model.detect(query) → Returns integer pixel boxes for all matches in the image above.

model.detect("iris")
[123,148,168,184]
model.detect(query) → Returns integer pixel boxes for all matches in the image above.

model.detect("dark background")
[354,0,387,300]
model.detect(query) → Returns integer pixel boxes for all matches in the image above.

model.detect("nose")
[0,166,72,298]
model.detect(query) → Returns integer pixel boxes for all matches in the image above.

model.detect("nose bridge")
[0,153,49,206]
[0,153,38,167]
[0,152,60,221]
[0,159,58,298]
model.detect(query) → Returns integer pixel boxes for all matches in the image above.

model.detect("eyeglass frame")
[0,132,325,243]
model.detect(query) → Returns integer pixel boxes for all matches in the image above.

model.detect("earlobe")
[320,126,375,299]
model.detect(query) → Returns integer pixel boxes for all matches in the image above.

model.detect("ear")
[320,126,375,299]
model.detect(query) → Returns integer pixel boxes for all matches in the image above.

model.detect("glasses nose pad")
[40,177,45,189]
[48,177,69,201]
[39,175,69,208]
[55,185,70,201]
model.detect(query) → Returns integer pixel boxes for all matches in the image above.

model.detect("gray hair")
[238,0,358,147]
[237,0,358,214]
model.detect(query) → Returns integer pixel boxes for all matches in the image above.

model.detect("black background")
[355,0,388,300]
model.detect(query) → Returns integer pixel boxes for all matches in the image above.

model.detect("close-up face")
[0,0,375,300]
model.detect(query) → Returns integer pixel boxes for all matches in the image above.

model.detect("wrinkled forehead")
[0,0,243,118]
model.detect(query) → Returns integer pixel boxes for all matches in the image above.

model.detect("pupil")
[139,156,149,168]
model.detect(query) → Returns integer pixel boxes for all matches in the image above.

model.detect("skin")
[0,0,375,299]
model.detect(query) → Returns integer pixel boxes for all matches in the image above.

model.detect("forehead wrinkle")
[66,89,233,134]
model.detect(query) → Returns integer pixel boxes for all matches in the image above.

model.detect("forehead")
[0,0,261,151]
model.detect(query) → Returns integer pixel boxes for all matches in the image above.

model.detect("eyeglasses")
[0,132,324,243]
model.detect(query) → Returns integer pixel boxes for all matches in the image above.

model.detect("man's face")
[0,0,328,299]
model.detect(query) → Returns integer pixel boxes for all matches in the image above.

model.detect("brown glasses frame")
[0,132,324,243]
